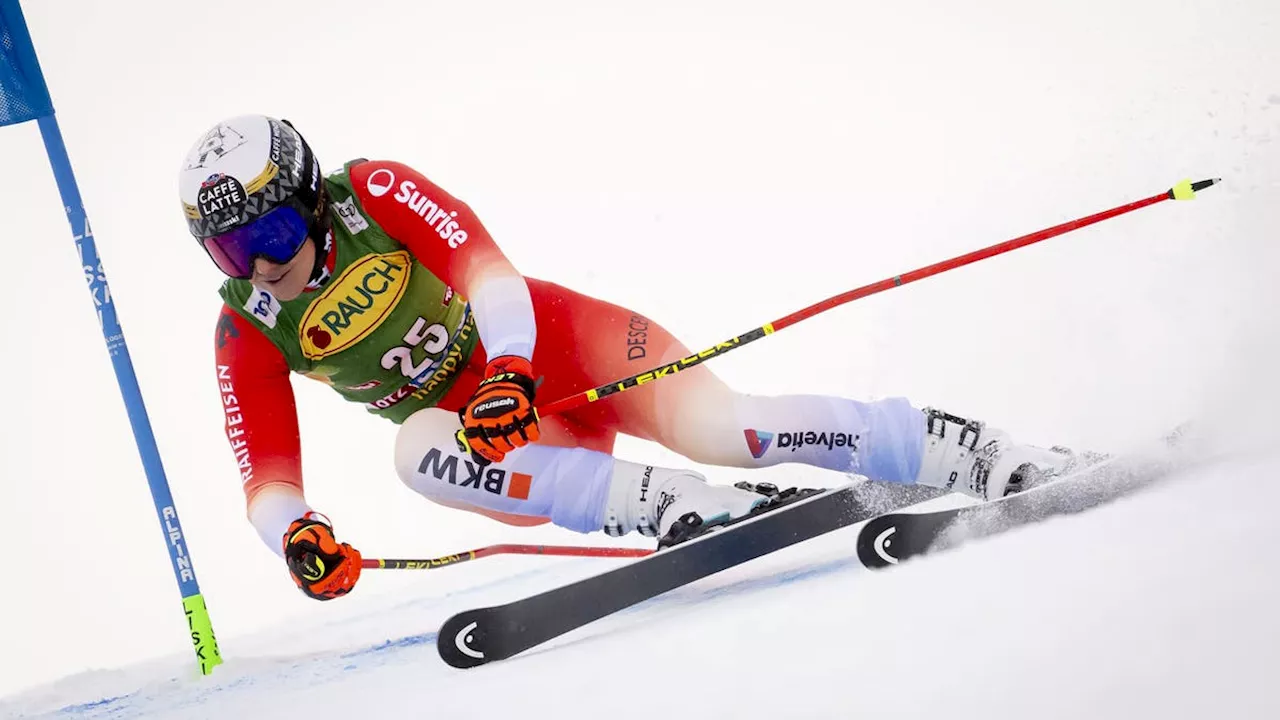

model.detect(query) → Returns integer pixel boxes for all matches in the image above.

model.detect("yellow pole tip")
[1171,179,1195,200]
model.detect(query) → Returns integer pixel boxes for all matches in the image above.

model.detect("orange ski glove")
[283,514,362,601]
[457,355,540,464]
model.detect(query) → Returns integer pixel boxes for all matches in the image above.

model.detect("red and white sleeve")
[214,305,312,556]
[348,160,536,361]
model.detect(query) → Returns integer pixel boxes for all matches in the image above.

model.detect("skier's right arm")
[214,306,362,599]
[214,305,308,552]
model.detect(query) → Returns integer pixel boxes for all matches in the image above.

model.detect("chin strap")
[304,229,335,292]
[302,183,334,291]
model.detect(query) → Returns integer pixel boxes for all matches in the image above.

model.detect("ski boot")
[655,480,827,548]
[915,408,1080,501]
[603,460,775,546]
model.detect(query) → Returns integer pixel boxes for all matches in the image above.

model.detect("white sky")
[1,0,1277,699]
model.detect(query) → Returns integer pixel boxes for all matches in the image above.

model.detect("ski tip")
[856,513,906,569]
[438,612,492,669]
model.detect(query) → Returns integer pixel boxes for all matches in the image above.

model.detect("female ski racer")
[181,115,1069,600]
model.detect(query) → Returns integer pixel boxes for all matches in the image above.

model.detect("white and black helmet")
[178,115,325,277]
[179,114,322,238]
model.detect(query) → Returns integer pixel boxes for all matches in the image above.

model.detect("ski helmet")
[178,114,324,278]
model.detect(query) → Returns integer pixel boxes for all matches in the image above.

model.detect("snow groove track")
[3,454,1277,719]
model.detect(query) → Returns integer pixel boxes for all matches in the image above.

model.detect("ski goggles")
[199,199,317,280]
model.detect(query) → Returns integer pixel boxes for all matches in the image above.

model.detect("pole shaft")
[537,185,1195,420]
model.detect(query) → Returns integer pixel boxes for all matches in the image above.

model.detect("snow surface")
[3,0,1278,717]
[3,449,1278,719]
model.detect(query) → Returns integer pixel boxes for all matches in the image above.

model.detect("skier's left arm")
[349,160,539,463]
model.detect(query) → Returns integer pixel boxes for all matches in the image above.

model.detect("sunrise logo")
[743,429,774,459]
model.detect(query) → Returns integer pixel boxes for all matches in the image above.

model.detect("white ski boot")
[915,408,1077,501]
[603,460,770,541]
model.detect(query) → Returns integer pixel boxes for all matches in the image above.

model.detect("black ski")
[438,485,880,668]
[856,453,1176,569]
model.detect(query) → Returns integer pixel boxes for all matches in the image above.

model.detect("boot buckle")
[925,408,982,451]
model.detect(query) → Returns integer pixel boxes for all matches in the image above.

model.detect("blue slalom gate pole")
[0,0,221,674]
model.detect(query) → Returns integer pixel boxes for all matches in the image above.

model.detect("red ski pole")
[536,178,1220,420]
[364,543,654,570]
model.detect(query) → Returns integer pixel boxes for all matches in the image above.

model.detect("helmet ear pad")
[284,118,324,221]
[269,118,330,265]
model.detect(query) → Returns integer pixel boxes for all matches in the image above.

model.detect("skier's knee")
[394,408,461,496]
[652,382,767,466]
